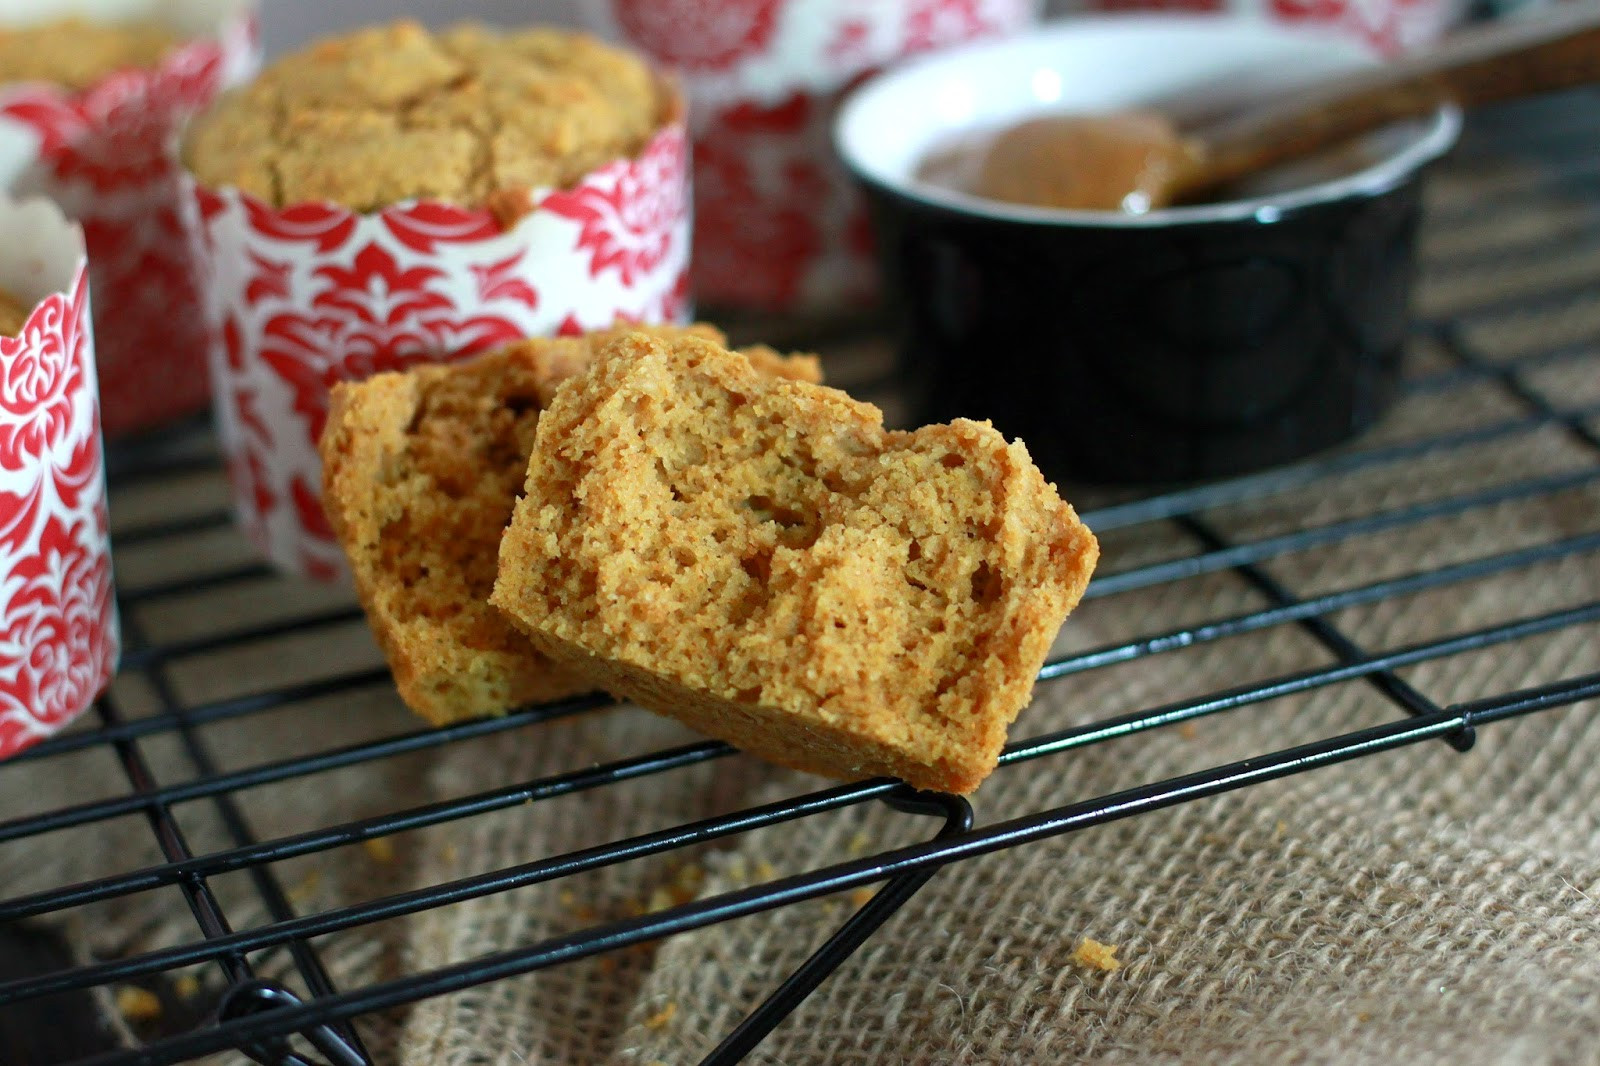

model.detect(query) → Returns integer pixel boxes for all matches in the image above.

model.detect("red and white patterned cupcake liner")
[193,118,693,582]
[0,194,118,761]
[0,0,259,438]
[586,0,1041,313]
[1065,0,1463,55]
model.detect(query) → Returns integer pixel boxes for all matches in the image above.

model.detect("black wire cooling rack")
[2,91,1599,1066]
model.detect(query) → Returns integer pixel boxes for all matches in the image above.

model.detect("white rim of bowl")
[834,17,1464,228]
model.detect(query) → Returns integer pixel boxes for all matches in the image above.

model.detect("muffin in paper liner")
[584,0,1040,312]
[0,193,118,760]
[0,0,259,438]
[193,104,693,582]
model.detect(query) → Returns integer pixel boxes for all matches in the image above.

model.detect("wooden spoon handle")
[1175,6,1600,201]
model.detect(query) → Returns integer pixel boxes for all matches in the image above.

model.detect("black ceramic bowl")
[835,17,1462,484]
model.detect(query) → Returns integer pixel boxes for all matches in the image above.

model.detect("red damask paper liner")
[194,119,694,581]
[0,195,118,761]
[1072,0,1461,55]
[0,0,260,438]
[591,0,1041,312]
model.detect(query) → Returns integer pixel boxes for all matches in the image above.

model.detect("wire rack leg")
[115,607,372,1065]
[700,788,974,1065]
[218,979,367,1066]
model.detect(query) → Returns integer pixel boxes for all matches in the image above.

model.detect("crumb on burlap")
[363,836,396,864]
[1074,937,1121,972]
[288,868,322,905]
[115,985,163,1022]
[174,975,200,1001]
[644,1002,677,1030]
[850,887,878,909]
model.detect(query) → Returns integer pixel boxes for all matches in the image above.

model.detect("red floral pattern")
[545,128,689,286]
[0,15,259,436]
[611,0,782,72]
[0,262,117,760]
[0,272,88,471]
[1,40,226,194]
[261,310,525,450]
[257,243,526,447]
[826,19,874,66]
[78,204,214,436]
[0,516,115,754]
[382,204,503,255]
[201,121,691,578]
[1269,0,1434,54]
[1082,0,1446,53]
[604,0,1037,310]
[904,0,1005,54]
[693,123,822,310]
[1087,0,1223,10]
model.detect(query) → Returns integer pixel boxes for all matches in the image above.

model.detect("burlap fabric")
[1,151,1597,1065]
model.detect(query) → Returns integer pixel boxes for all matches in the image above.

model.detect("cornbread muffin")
[320,325,820,725]
[0,286,27,337]
[491,333,1099,794]
[183,20,670,219]
[0,17,182,91]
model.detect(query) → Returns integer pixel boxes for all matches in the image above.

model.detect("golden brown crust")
[0,287,27,338]
[491,332,1099,794]
[183,20,669,216]
[319,325,820,726]
[0,17,183,92]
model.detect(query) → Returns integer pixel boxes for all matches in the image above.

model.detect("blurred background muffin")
[185,19,668,219]
[0,16,183,89]
[0,0,259,439]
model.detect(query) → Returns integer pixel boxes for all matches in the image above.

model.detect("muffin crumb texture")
[184,20,665,215]
[492,332,1099,794]
[319,325,820,725]
[0,287,29,338]
[0,17,182,91]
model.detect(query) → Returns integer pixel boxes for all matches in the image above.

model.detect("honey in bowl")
[915,112,1388,214]
[917,112,1189,213]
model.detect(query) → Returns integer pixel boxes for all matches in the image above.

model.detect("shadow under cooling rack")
[1,91,1599,1066]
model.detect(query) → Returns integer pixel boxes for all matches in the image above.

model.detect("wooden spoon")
[970,6,1600,213]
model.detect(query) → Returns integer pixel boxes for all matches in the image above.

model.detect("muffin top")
[0,286,28,338]
[0,17,184,92]
[183,20,666,218]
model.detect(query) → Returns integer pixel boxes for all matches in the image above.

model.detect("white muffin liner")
[0,191,117,759]
[584,0,1040,311]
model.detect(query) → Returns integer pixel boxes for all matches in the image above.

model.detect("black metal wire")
[48,673,1600,1066]
[1,97,1597,1066]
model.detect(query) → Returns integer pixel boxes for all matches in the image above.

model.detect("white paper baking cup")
[1063,0,1463,55]
[0,191,117,760]
[583,0,1040,311]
